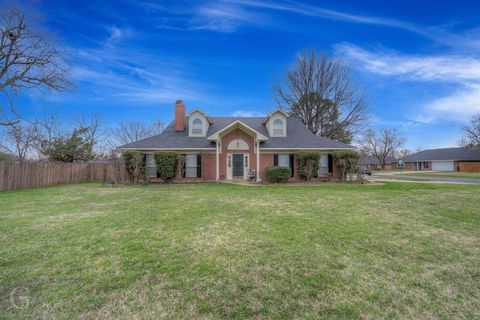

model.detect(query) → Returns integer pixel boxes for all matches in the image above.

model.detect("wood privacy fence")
[0,161,119,192]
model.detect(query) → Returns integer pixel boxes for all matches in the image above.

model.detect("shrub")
[296,151,320,181]
[266,166,291,183]
[333,150,360,182]
[122,151,145,184]
[153,151,179,183]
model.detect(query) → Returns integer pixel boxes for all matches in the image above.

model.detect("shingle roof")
[402,147,480,162]
[360,155,397,165]
[118,116,354,150]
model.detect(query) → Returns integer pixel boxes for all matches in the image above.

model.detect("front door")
[232,154,244,179]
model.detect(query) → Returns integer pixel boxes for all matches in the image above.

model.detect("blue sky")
[15,0,480,150]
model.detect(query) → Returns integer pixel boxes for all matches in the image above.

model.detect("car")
[359,168,372,176]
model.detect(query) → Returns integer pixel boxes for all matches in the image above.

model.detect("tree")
[0,5,71,126]
[40,127,94,162]
[359,128,405,170]
[33,113,63,158]
[122,151,145,184]
[106,119,164,150]
[296,151,320,181]
[0,150,13,161]
[275,51,368,143]
[397,149,412,159]
[459,114,480,150]
[153,152,178,183]
[0,120,37,162]
[333,150,360,182]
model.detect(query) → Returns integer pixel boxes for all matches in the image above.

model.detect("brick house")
[399,147,480,172]
[359,155,397,170]
[118,100,356,182]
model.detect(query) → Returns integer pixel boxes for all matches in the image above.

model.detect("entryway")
[232,154,244,179]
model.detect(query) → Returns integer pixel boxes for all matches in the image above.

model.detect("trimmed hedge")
[153,151,179,183]
[266,166,291,183]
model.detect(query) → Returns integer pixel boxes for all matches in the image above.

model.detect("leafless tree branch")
[275,50,369,143]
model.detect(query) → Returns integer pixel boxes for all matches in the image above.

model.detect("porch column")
[216,140,220,182]
[256,139,261,182]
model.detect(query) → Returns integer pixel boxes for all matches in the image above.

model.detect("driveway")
[369,171,480,185]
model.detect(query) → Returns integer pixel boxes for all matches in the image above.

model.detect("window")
[192,118,203,135]
[146,154,157,177]
[273,119,283,136]
[186,154,197,177]
[274,154,294,177]
[317,154,329,176]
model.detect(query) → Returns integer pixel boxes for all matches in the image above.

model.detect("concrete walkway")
[370,171,480,185]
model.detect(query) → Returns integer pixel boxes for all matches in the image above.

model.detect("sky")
[11,0,480,150]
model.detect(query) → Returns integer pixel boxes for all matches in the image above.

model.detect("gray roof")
[360,155,397,165]
[402,147,480,162]
[118,116,354,150]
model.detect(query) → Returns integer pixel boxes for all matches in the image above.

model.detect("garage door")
[432,161,454,171]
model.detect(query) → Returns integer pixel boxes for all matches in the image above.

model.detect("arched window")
[273,118,283,135]
[192,118,203,134]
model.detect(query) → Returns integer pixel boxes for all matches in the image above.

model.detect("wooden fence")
[0,161,119,192]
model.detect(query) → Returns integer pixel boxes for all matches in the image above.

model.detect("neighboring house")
[399,147,480,172]
[360,155,397,170]
[118,100,356,182]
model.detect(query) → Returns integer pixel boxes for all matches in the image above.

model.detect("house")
[400,147,480,172]
[118,100,356,182]
[359,155,397,170]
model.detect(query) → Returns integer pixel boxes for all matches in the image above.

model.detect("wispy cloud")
[335,43,480,122]
[231,110,265,117]
[335,43,480,82]
[190,3,266,32]
[227,0,480,49]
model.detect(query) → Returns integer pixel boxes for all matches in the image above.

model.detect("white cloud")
[335,43,480,123]
[190,3,267,32]
[421,84,480,122]
[335,43,480,83]
[231,110,265,117]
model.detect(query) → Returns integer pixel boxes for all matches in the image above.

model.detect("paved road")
[370,172,480,185]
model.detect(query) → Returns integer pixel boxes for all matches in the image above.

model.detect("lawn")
[1,182,479,319]
[405,171,480,179]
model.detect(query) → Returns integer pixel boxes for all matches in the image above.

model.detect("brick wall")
[459,161,480,172]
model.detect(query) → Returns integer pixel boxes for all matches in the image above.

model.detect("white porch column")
[256,139,261,182]
[216,140,220,182]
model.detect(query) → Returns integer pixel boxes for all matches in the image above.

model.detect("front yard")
[1,182,479,319]
[405,171,480,179]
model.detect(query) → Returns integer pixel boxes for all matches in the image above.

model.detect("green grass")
[405,171,480,179]
[1,182,479,319]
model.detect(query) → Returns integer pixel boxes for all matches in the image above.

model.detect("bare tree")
[33,113,63,158]
[397,149,412,159]
[359,128,405,170]
[0,5,72,126]
[0,120,37,162]
[106,119,164,150]
[275,50,368,143]
[459,114,480,150]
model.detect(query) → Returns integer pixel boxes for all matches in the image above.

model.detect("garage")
[432,161,454,171]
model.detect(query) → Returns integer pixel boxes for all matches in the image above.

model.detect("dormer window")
[273,119,283,136]
[192,118,203,135]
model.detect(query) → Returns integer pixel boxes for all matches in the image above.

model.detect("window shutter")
[181,154,186,178]
[289,154,294,177]
[274,154,278,166]
[197,154,202,178]
[328,154,333,173]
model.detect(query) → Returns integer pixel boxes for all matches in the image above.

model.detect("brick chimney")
[174,99,186,131]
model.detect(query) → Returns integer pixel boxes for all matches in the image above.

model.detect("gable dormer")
[187,108,211,137]
[264,109,288,137]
